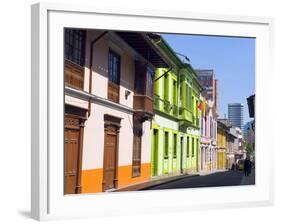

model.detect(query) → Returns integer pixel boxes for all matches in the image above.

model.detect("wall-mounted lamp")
[125,90,131,99]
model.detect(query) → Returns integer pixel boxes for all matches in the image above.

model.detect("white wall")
[1,0,280,224]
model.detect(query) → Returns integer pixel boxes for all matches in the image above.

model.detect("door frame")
[180,136,184,173]
[64,113,85,194]
[102,114,121,192]
[151,125,160,176]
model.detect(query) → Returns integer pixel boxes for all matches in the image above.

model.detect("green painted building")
[150,36,202,178]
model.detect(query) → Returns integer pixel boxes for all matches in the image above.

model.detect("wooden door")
[103,125,118,191]
[64,125,80,194]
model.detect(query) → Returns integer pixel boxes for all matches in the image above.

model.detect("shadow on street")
[142,169,255,190]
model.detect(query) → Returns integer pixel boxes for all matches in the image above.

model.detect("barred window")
[64,29,86,66]
[108,50,121,84]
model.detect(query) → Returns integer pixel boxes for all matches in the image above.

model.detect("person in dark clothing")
[248,160,252,175]
[244,158,250,176]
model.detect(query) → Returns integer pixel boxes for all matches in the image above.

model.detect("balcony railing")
[108,81,120,103]
[171,104,178,117]
[133,94,153,114]
[153,94,161,111]
[153,95,178,117]
[193,115,200,128]
[179,107,193,123]
[64,59,84,90]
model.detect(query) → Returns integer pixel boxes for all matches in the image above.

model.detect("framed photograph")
[31,2,274,221]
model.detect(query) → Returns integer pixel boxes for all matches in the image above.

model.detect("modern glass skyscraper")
[228,103,244,129]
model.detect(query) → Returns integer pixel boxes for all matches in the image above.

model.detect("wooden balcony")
[133,94,153,114]
[108,81,120,103]
[64,59,84,90]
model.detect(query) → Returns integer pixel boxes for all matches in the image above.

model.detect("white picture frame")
[31,2,274,221]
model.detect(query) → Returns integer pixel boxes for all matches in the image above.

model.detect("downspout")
[88,31,108,117]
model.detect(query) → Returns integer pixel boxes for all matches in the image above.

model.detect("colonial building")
[151,37,202,178]
[225,126,238,169]
[234,127,246,162]
[217,119,245,169]
[64,29,170,194]
[217,119,230,170]
[200,97,217,171]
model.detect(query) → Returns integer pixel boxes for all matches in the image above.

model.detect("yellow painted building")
[217,120,229,169]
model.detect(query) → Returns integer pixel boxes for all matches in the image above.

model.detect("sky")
[162,33,255,125]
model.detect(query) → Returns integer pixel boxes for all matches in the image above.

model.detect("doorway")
[180,136,184,173]
[64,115,83,194]
[151,128,159,176]
[103,115,121,191]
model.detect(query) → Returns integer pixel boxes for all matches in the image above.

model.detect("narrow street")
[142,169,255,190]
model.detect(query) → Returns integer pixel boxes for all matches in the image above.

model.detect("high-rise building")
[196,69,218,116]
[228,103,244,129]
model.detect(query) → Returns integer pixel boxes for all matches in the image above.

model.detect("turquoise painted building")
[150,37,202,178]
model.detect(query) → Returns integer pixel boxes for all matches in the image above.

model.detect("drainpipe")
[88,31,108,117]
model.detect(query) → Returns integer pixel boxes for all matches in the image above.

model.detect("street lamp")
[175,52,190,63]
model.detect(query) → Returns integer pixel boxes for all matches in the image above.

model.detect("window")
[186,85,192,110]
[192,96,195,114]
[192,137,195,157]
[146,67,154,97]
[64,28,86,89]
[179,82,182,107]
[164,74,169,101]
[108,50,121,84]
[132,116,142,177]
[134,62,154,97]
[164,131,169,159]
[186,136,190,157]
[64,29,86,66]
[173,133,177,158]
[108,50,121,102]
[172,80,177,105]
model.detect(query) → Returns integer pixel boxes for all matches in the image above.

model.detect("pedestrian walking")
[248,160,252,175]
[244,157,250,176]
[231,163,235,171]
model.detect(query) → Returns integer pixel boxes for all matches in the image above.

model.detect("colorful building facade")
[64,29,170,194]
[217,119,229,170]
[150,37,202,178]
[200,98,218,171]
